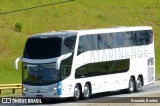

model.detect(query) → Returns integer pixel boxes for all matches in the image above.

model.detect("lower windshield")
[23,62,59,85]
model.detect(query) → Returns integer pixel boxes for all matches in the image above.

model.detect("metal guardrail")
[0,84,22,94]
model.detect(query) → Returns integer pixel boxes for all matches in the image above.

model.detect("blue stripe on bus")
[57,82,62,95]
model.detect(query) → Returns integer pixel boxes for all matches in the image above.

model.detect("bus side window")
[77,36,88,55]
[62,36,76,54]
[60,65,70,79]
[77,46,82,55]
[75,63,93,78]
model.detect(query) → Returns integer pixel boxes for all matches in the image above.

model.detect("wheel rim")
[129,80,134,92]
[74,87,80,99]
[136,79,142,91]
[83,84,89,98]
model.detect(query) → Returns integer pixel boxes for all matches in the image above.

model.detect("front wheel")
[135,77,142,92]
[127,77,135,93]
[73,85,81,101]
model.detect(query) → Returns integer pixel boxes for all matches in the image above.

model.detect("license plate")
[36,95,43,98]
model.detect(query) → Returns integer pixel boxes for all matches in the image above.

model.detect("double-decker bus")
[14,26,155,100]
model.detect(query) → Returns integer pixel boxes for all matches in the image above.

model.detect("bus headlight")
[23,87,28,91]
[50,86,57,91]
[52,87,57,91]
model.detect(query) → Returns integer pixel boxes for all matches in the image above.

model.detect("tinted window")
[75,63,93,78]
[130,30,153,46]
[77,30,153,55]
[92,61,112,76]
[62,36,76,54]
[93,59,129,76]
[23,37,61,59]
[78,35,99,55]
[75,59,130,78]
[59,54,73,80]
[109,59,130,74]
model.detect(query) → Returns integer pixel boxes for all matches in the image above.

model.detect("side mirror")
[14,56,22,70]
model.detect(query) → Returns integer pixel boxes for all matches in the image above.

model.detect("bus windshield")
[23,37,62,59]
[23,62,59,85]
[23,35,77,59]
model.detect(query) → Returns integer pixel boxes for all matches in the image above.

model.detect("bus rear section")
[71,26,155,99]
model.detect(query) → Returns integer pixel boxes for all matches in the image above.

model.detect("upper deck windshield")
[23,37,62,59]
[23,34,77,59]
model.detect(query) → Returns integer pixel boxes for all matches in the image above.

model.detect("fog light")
[52,87,57,91]
[23,93,26,96]
[23,87,28,91]
[53,92,57,96]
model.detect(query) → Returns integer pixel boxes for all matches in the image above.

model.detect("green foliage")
[0,0,160,84]
[15,23,22,32]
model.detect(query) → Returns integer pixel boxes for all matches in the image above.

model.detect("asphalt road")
[40,80,160,105]
[1,81,160,106]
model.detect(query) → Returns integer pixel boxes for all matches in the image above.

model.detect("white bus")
[15,26,155,100]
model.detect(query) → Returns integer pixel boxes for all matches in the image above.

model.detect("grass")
[0,0,160,84]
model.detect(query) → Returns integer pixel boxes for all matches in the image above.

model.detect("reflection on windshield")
[23,63,59,85]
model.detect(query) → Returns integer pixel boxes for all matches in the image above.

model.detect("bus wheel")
[135,77,142,92]
[128,77,135,93]
[82,83,90,99]
[73,84,81,101]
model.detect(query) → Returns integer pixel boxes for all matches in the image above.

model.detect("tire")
[135,77,142,92]
[127,77,135,93]
[82,83,90,99]
[73,85,81,101]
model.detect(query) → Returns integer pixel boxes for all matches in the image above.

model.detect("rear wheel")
[73,85,81,101]
[82,83,90,99]
[135,77,142,92]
